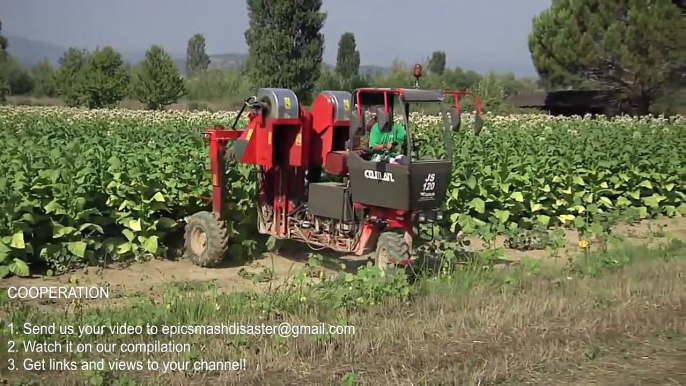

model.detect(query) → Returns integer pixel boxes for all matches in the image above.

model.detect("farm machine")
[184,64,483,270]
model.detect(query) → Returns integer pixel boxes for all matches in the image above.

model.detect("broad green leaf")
[122,229,136,242]
[466,175,477,190]
[151,192,165,202]
[108,156,121,168]
[39,245,61,258]
[53,225,76,238]
[617,196,632,207]
[591,223,604,235]
[637,206,648,218]
[449,213,459,223]
[598,197,613,208]
[155,217,177,229]
[510,192,524,202]
[9,258,30,277]
[571,205,585,213]
[44,200,65,214]
[127,219,142,232]
[558,214,575,224]
[638,180,653,189]
[572,176,585,186]
[458,214,478,233]
[642,194,666,208]
[10,232,25,249]
[150,202,170,213]
[142,236,159,254]
[78,223,104,234]
[493,209,510,224]
[468,198,486,214]
[49,169,60,183]
[536,215,550,225]
[117,242,132,255]
[67,242,87,258]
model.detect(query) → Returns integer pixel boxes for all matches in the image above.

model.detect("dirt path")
[3,217,685,304]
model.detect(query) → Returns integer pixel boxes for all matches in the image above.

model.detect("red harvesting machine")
[184,65,483,270]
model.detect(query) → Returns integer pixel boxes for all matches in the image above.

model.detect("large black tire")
[184,211,228,267]
[374,232,411,272]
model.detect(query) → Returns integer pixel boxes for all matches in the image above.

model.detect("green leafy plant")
[0,107,684,277]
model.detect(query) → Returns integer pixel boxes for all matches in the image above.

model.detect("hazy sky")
[2,0,551,75]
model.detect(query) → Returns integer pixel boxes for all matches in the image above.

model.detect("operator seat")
[324,110,371,176]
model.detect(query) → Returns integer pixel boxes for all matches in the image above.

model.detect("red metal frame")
[352,204,413,258]
[443,90,483,116]
[354,88,408,118]
[204,126,245,217]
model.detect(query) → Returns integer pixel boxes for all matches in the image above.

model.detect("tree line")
[0,0,683,114]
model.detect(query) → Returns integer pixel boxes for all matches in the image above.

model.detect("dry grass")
[1,240,684,386]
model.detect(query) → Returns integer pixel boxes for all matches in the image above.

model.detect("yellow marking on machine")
[268,132,272,145]
[245,129,254,141]
[284,97,291,109]
[343,99,350,110]
[212,174,218,186]
[296,133,302,146]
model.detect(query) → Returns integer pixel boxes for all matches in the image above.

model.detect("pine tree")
[245,0,326,103]
[335,32,360,80]
[428,51,446,76]
[77,47,130,108]
[54,48,90,106]
[0,19,9,100]
[186,34,210,77]
[529,0,686,114]
[134,45,186,110]
[0,19,7,57]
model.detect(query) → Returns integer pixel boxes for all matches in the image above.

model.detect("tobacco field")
[0,106,684,277]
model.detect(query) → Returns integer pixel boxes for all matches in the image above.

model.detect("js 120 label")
[423,173,435,191]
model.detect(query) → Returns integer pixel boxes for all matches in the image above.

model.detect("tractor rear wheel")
[374,232,411,273]
[184,211,228,267]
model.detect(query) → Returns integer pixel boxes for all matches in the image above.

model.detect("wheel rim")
[376,246,389,271]
[190,226,207,256]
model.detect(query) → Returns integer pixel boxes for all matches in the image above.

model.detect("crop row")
[0,106,684,277]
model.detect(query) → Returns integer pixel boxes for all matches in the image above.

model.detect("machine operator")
[368,108,409,165]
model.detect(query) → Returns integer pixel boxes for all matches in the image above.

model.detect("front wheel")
[374,232,411,273]
[184,211,229,267]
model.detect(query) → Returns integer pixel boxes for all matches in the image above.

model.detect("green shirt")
[369,123,406,159]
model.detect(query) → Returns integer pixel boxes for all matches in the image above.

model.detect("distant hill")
[6,36,394,76]
[5,36,67,67]
[0,36,346,75]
